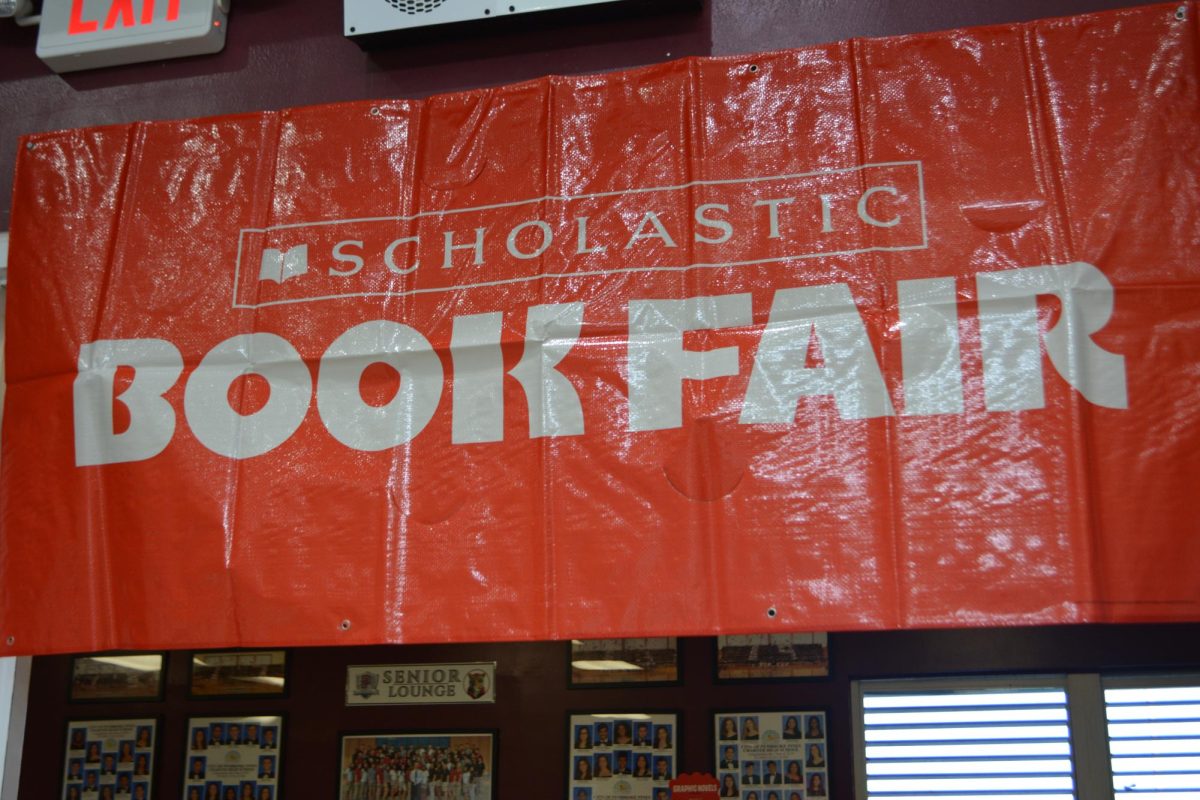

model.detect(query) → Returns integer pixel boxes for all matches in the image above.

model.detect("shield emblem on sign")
[353,671,380,699]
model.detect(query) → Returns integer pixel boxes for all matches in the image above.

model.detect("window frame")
[854,672,1200,800]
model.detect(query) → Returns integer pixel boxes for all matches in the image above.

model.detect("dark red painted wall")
[17,626,1200,799]
[0,0,1170,231]
[5,2,1193,798]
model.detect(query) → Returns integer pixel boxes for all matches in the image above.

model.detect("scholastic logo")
[231,162,928,308]
[258,245,308,284]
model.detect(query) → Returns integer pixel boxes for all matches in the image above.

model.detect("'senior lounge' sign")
[2,3,1197,655]
[346,663,496,706]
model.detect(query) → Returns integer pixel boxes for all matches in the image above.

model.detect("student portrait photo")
[763,760,783,784]
[634,722,653,746]
[807,772,827,796]
[258,754,276,779]
[86,742,101,763]
[133,785,147,800]
[766,792,781,800]
[594,753,613,778]
[133,753,149,776]
[209,723,226,746]
[805,715,824,739]
[720,773,739,797]
[189,755,207,780]
[227,723,243,746]
[191,727,209,750]
[720,744,739,769]
[633,753,652,777]
[653,724,672,750]
[806,743,826,768]
[256,788,273,800]
[613,720,633,745]
[741,716,760,740]
[84,770,99,791]
[188,788,202,800]
[222,785,237,800]
[719,716,739,740]
[101,753,117,774]
[574,755,593,781]
[116,773,132,794]
[260,727,278,749]
[69,729,87,751]
[742,760,760,784]
[743,791,760,800]
[205,781,222,799]
[118,740,135,763]
[244,723,260,746]
[135,727,152,749]
[653,755,672,781]
[614,751,632,775]
[67,758,84,781]
[65,786,81,800]
[573,789,592,800]
[785,761,803,784]
[239,780,255,800]
[782,716,802,739]
[593,721,612,747]
[574,725,593,750]
[654,790,669,800]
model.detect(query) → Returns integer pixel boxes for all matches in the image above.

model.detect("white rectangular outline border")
[232,161,928,309]
[344,662,498,707]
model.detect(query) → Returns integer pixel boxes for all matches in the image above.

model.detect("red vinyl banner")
[2,4,1199,655]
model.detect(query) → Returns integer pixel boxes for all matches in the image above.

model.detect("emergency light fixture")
[36,0,229,73]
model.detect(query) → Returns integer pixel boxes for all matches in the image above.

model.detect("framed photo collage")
[58,637,830,799]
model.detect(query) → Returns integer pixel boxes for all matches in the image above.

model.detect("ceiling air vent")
[384,0,448,13]
[345,0,626,36]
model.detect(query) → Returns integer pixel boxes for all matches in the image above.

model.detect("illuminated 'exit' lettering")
[68,0,182,35]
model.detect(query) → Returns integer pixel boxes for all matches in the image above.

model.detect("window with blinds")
[858,682,1076,800]
[1105,683,1200,799]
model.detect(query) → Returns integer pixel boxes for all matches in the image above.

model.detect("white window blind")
[1106,682,1200,799]
[858,681,1076,800]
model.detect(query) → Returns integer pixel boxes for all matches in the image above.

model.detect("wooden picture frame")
[189,650,288,699]
[713,709,829,800]
[567,712,679,800]
[569,638,680,688]
[181,714,283,800]
[336,731,496,800]
[715,633,830,682]
[62,717,158,800]
[69,654,165,703]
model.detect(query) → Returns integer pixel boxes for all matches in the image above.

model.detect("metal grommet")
[339,619,352,631]
[749,64,759,74]
[766,607,777,618]
[25,142,35,150]
[1176,5,1187,20]
[5,636,14,646]
[370,107,381,116]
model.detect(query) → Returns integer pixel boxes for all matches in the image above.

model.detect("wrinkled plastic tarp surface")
[2,3,1199,655]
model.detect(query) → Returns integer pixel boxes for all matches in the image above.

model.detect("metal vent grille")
[383,0,447,13]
